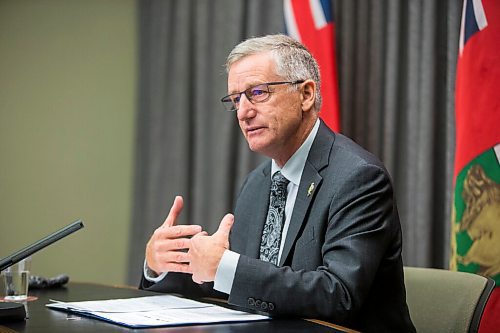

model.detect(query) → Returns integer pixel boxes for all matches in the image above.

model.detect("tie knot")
[272,171,289,188]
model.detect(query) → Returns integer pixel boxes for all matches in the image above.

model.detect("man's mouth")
[246,126,265,136]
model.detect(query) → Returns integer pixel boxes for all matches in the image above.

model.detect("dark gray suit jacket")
[141,121,416,332]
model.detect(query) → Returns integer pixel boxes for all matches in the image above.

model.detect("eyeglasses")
[220,80,305,112]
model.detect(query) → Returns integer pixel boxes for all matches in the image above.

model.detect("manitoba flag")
[284,0,340,132]
[450,0,500,332]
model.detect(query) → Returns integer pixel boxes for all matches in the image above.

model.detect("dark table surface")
[0,282,351,333]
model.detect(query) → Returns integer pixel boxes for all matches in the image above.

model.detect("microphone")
[0,220,84,271]
[0,219,84,322]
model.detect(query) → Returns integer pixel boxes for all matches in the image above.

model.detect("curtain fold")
[128,0,284,285]
[128,0,461,285]
[334,0,460,267]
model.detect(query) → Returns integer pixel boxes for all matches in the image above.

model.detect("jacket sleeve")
[139,271,228,300]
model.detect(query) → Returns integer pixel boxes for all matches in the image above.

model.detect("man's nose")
[236,94,255,120]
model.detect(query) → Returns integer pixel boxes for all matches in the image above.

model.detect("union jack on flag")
[459,0,488,55]
[284,0,340,132]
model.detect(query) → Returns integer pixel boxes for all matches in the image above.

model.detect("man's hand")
[189,214,234,284]
[145,196,203,275]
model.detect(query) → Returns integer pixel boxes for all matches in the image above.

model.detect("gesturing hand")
[145,196,203,275]
[189,214,234,284]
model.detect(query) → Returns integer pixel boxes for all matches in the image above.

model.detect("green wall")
[0,0,137,286]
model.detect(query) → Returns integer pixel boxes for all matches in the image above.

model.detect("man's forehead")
[229,52,276,74]
[227,54,279,91]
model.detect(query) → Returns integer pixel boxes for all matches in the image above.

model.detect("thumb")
[214,214,234,241]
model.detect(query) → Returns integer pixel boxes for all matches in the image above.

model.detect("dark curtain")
[128,0,462,285]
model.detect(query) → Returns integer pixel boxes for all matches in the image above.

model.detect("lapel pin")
[307,183,315,197]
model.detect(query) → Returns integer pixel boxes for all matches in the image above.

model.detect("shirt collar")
[271,118,320,186]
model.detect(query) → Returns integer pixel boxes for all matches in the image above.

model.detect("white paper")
[46,295,269,328]
[48,295,210,313]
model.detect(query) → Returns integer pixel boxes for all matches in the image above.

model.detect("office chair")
[403,267,495,333]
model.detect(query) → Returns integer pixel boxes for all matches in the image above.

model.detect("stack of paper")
[46,294,270,328]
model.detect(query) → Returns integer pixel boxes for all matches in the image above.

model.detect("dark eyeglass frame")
[220,80,305,112]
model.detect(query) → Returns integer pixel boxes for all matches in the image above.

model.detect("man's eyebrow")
[228,82,266,94]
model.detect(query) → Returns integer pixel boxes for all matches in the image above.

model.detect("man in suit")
[141,34,415,332]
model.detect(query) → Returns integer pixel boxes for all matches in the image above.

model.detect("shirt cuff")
[143,259,168,283]
[213,250,240,294]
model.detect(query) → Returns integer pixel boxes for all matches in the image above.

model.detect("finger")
[214,214,234,240]
[192,274,203,285]
[158,250,190,264]
[160,262,193,274]
[195,231,209,237]
[162,196,184,228]
[162,225,203,239]
[151,236,196,255]
[156,238,192,252]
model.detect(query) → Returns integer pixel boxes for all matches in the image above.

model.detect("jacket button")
[247,297,255,306]
[261,301,268,310]
[268,303,275,311]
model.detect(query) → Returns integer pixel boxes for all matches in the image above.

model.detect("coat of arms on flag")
[450,0,500,331]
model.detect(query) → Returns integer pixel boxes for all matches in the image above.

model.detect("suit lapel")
[279,161,322,266]
[244,166,271,258]
[278,121,334,266]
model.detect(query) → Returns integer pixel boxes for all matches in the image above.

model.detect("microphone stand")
[0,220,84,322]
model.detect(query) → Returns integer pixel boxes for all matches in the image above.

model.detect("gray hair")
[226,34,322,110]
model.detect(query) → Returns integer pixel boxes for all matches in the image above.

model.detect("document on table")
[46,294,270,328]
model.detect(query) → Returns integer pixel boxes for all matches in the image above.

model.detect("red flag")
[450,1,500,332]
[284,0,340,132]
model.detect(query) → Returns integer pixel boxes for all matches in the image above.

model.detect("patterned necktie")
[259,171,290,265]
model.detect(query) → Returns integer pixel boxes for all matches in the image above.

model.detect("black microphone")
[0,219,84,322]
[0,220,84,272]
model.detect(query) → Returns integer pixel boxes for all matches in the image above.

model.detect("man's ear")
[300,80,316,112]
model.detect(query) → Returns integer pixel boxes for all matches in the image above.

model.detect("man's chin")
[247,141,268,154]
